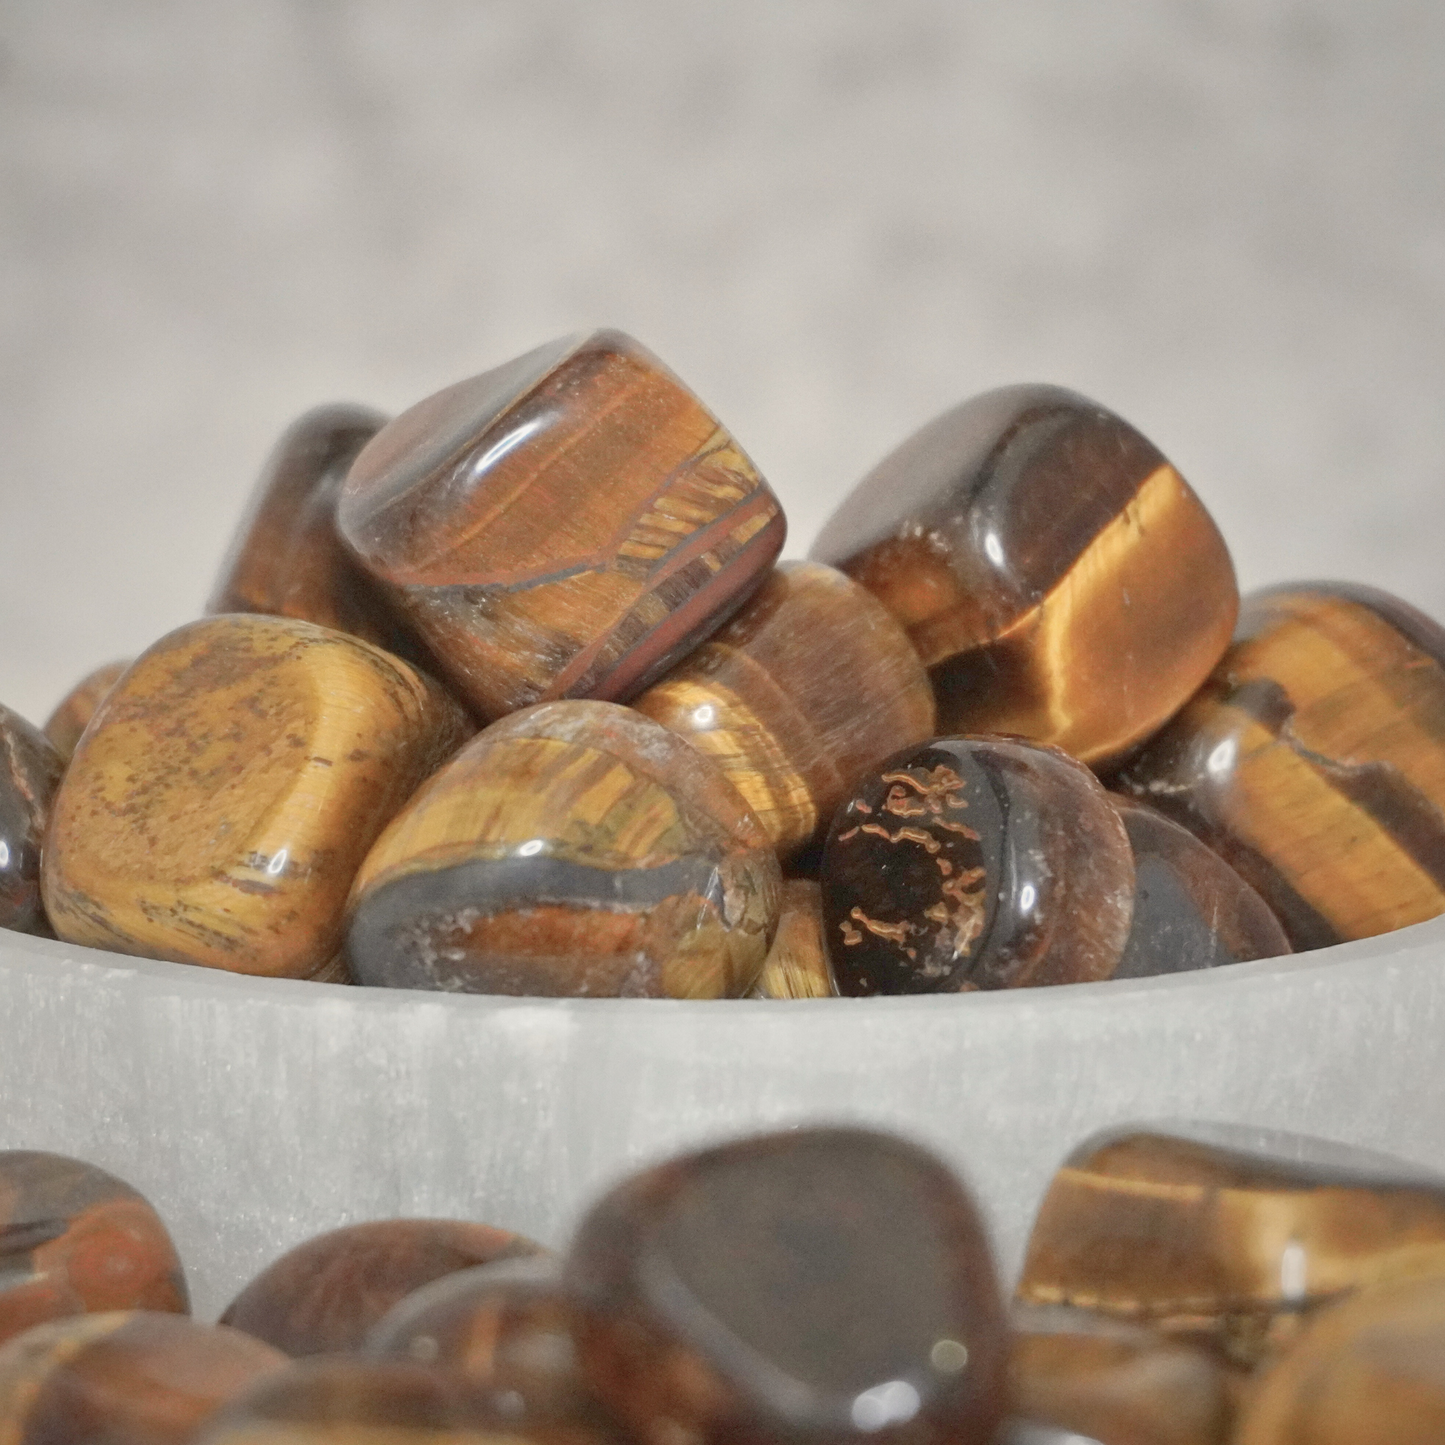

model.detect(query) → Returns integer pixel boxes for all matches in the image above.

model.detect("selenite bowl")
[4,917,1444,1321]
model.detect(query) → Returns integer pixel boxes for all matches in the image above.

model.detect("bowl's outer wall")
[3,923,1445,1321]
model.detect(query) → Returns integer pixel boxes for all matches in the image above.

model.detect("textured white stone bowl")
[4,917,1444,1321]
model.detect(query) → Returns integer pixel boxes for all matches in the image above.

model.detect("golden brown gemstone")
[337,331,786,722]
[633,561,934,857]
[219,1219,545,1359]
[345,700,780,997]
[208,403,426,660]
[0,1152,188,1349]
[1017,1125,1445,1361]
[822,736,1135,993]
[1107,795,1290,977]
[0,1311,286,1445]
[809,385,1237,766]
[1234,1274,1445,1445]
[42,614,470,979]
[1116,582,1445,950]
[0,705,62,937]
[567,1126,1007,1445]
[41,660,128,760]
[750,879,835,997]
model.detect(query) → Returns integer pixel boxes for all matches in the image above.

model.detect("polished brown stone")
[0,1311,285,1445]
[810,385,1237,765]
[1107,795,1290,978]
[634,561,934,857]
[42,614,471,979]
[345,700,781,997]
[566,1126,1007,1445]
[749,879,835,998]
[0,1151,188,1349]
[822,736,1135,993]
[1116,582,1445,950]
[41,660,128,760]
[219,1218,545,1358]
[209,403,425,660]
[338,331,786,721]
[0,704,62,936]
[1017,1124,1445,1361]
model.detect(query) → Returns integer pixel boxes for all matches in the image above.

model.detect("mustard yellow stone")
[750,880,834,998]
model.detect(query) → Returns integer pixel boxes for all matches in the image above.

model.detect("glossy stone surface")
[822,736,1135,994]
[219,1218,545,1358]
[1117,582,1445,950]
[1234,1274,1445,1445]
[566,1126,1007,1445]
[634,561,934,857]
[750,878,835,998]
[43,614,470,979]
[208,403,423,659]
[1017,1124,1445,1358]
[0,1311,285,1445]
[0,704,62,936]
[810,384,1237,765]
[338,330,786,721]
[1108,795,1290,978]
[41,660,128,760]
[345,700,780,997]
[0,1151,188,1348]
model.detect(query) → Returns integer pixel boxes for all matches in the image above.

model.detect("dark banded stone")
[338,331,786,721]
[0,705,62,936]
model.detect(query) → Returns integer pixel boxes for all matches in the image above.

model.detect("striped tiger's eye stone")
[0,1311,286,1445]
[345,700,780,997]
[0,705,62,936]
[822,736,1134,994]
[566,1127,1007,1445]
[1108,795,1289,978]
[42,615,470,979]
[633,561,934,857]
[1017,1125,1445,1363]
[208,403,424,660]
[750,879,835,998]
[221,1219,545,1359]
[1116,583,1445,950]
[337,330,786,721]
[0,1152,188,1348]
[810,385,1237,765]
[41,660,128,760]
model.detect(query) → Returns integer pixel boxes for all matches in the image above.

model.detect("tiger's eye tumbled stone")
[822,736,1134,994]
[1017,1125,1445,1359]
[1117,583,1445,950]
[42,614,470,979]
[346,700,780,997]
[0,704,62,936]
[41,660,128,760]
[0,1151,188,1348]
[220,1219,545,1358]
[0,1311,286,1445]
[633,561,934,857]
[810,385,1237,765]
[338,330,786,721]
[566,1126,1007,1445]
[1108,795,1289,978]
[749,879,835,998]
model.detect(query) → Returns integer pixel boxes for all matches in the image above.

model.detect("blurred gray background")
[2,1,1443,724]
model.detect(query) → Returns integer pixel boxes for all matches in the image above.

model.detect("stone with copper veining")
[1116,582,1445,950]
[41,660,128,760]
[345,700,780,997]
[822,736,1135,994]
[634,561,934,857]
[338,331,786,721]
[0,705,62,936]
[810,385,1237,765]
[42,615,470,979]
[750,879,835,998]
[220,1218,546,1358]
[0,1152,188,1349]
[566,1126,1007,1445]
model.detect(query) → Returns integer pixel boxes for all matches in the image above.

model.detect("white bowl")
[5,918,1445,1321]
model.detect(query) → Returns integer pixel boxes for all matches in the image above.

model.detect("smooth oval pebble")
[41,660,128,760]
[0,703,62,936]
